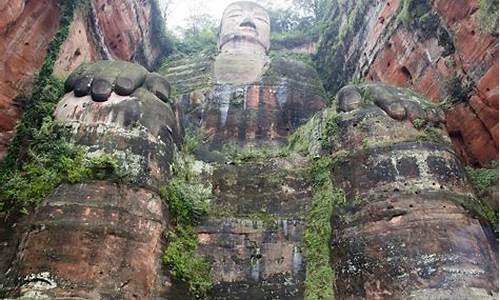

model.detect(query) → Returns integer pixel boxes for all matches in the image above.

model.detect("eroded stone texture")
[316,0,499,166]
[89,0,165,69]
[162,56,326,149]
[185,155,311,299]
[198,218,305,300]
[13,182,169,299]
[0,0,168,160]
[5,61,182,298]
[55,61,181,188]
[327,84,498,299]
[53,9,98,77]
[0,0,60,160]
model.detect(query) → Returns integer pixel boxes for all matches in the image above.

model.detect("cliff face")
[0,0,169,159]
[315,0,499,167]
[0,0,60,161]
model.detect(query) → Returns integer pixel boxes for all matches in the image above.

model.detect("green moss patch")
[303,157,343,300]
[465,162,499,231]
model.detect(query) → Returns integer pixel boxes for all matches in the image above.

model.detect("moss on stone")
[476,0,499,34]
[466,162,499,195]
[398,0,412,26]
[321,108,341,149]
[0,118,123,214]
[222,143,290,164]
[303,157,338,300]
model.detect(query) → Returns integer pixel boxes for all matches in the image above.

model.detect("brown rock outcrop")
[0,0,60,160]
[0,0,169,160]
[316,0,499,166]
[304,83,499,299]
[14,182,169,298]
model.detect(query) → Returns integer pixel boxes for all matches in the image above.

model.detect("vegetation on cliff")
[476,0,499,34]
[304,157,339,300]
[0,0,90,214]
[465,162,499,231]
[160,134,213,298]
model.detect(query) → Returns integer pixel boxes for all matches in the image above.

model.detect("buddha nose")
[240,17,256,29]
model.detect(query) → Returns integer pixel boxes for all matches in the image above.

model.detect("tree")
[291,0,330,21]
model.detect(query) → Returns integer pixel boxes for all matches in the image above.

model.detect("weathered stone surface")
[55,64,181,188]
[208,156,311,216]
[53,9,98,78]
[327,83,498,299]
[316,0,499,166]
[184,155,311,299]
[163,56,326,149]
[12,182,169,299]
[446,102,499,166]
[1,0,169,160]
[0,0,60,160]
[197,218,305,300]
[89,0,165,69]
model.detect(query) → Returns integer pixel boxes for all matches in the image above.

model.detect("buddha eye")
[255,17,268,24]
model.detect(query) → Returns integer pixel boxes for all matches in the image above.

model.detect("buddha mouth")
[239,20,257,30]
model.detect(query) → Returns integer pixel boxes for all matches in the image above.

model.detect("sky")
[161,0,293,34]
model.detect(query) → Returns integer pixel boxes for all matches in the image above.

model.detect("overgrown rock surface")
[315,0,499,166]
[0,0,169,159]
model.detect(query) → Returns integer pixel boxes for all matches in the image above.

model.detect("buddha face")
[219,1,271,52]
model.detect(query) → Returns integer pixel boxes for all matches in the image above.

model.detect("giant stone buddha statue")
[8,1,498,299]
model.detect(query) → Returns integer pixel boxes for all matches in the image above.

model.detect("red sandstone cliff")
[0,0,60,160]
[0,0,168,159]
[316,0,499,166]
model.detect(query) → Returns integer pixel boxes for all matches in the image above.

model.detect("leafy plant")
[89,154,119,181]
[321,108,341,148]
[466,162,499,195]
[160,158,213,297]
[162,226,213,297]
[160,176,210,226]
[0,117,86,213]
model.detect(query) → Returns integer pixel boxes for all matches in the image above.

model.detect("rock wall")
[0,0,170,160]
[161,55,326,149]
[291,83,499,299]
[315,0,499,166]
[0,0,60,160]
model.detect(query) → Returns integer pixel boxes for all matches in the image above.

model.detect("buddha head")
[218,1,271,53]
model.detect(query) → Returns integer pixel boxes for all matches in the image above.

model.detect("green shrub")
[162,226,213,297]
[0,118,89,213]
[89,154,119,180]
[465,162,499,231]
[160,159,213,297]
[476,0,499,34]
[160,176,210,226]
[466,162,499,195]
